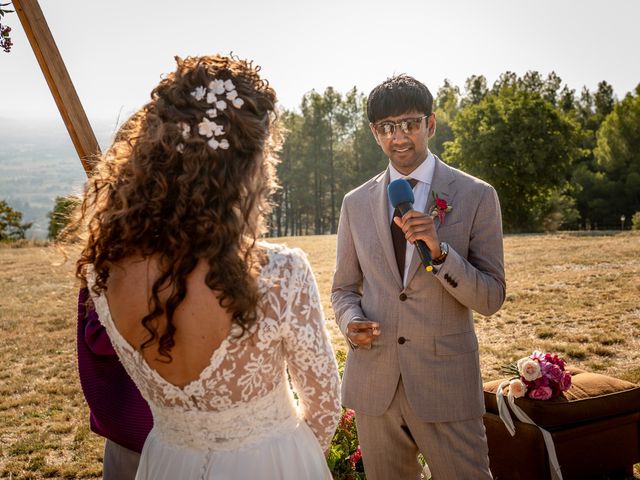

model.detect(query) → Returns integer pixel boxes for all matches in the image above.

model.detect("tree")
[0,200,32,240]
[594,84,640,225]
[350,92,387,185]
[432,79,460,159]
[594,81,615,123]
[461,75,488,106]
[558,85,576,114]
[520,71,544,95]
[491,71,518,94]
[273,109,314,237]
[434,79,460,114]
[300,91,331,235]
[570,81,620,228]
[445,85,582,232]
[542,71,562,106]
[47,195,81,240]
[322,87,349,234]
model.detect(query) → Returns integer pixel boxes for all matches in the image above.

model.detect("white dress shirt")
[388,150,436,286]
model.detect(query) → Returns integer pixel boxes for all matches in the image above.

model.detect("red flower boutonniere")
[430,191,453,224]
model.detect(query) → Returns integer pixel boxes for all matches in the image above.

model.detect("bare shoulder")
[103,255,157,322]
[107,254,157,291]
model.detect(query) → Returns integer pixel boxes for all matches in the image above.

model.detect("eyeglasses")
[373,114,430,138]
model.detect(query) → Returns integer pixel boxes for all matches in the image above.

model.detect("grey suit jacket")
[331,157,506,422]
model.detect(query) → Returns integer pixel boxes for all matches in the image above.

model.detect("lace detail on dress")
[151,378,299,452]
[87,242,341,451]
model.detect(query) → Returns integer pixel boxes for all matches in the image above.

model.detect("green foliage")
[431,79,460,159]
[568,81,619,228]
[273,87,384,237]
[327,352,365,479]
[594,85,640,225]
[47,196,80,240]
[445,79,582,232]
[327,409,364,479]
[462,75,488,106]
[558,85,576,114]
[632,211,640,230]
[0,199,32,241]
[531,190,580,232]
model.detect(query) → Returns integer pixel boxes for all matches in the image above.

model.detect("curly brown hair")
[76,54,279,361]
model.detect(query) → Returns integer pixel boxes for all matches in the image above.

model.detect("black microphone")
[387,178,433,273]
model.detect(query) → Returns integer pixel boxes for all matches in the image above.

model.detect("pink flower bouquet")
[503,350,572,400]
[327,408,365,479]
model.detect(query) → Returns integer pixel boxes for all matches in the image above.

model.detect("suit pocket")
[435,331,478,356]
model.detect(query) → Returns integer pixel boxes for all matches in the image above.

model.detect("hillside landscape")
[0,117,116,239]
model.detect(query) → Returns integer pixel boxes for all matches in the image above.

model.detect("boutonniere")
[430,191,453,224]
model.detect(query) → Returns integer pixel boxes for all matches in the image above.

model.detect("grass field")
[1,232,639,478]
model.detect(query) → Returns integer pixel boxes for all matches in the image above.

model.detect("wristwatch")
[432,242,449,265]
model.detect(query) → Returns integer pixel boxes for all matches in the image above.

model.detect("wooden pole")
[13,0,100,175]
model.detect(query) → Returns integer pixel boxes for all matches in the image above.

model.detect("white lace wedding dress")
[88,243,341,479]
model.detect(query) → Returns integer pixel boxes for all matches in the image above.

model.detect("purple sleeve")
[78,287,116,356]
[77,286,153,452]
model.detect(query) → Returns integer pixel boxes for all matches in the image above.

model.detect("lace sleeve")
[282,249,341,451]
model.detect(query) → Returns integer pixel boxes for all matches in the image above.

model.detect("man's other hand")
[346,318,380,349]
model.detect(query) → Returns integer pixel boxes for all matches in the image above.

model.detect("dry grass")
[1,232,639,478]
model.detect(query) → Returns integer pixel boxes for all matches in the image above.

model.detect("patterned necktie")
[391,178,418,279]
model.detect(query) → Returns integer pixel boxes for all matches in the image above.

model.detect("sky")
[2,0,640,129]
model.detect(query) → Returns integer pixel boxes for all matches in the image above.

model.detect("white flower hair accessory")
[198,118,224,138]
[179,76,244,152]
[190,86,206,102]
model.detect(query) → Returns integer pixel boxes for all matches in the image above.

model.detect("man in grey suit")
[331,74,505,479]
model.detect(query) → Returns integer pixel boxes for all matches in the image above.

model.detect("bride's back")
[105,255,232,389]
[74,56,341,477]
[86,243,328,415]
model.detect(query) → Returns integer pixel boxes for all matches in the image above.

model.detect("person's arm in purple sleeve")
[78,287,116,356]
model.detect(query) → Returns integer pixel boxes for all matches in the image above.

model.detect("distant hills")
[0,117,117,239]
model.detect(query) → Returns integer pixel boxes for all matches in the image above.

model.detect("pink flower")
[529,386,553,400]
[544,352,566,368]
[504,351,570,401]
[509,379,527,398]
[349,446,362,470]
[541,362,563,382]
[532,375,549,389]
[518,359,542,382]
[340,409,355,430]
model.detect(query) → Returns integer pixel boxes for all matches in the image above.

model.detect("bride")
[74,54,341,479]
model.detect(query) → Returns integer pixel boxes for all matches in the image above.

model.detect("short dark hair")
[367,74,433,123]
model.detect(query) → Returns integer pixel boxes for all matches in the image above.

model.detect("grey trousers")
[103,439,141,480]
[355,378,493,480]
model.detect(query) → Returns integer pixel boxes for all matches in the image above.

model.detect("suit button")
[399,293,407,301]
[398,337,406,344]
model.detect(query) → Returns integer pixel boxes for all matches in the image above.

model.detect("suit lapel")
[405,156,457,286]
[369,169,404,289]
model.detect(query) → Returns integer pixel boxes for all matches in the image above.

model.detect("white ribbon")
[496,381,563,480]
